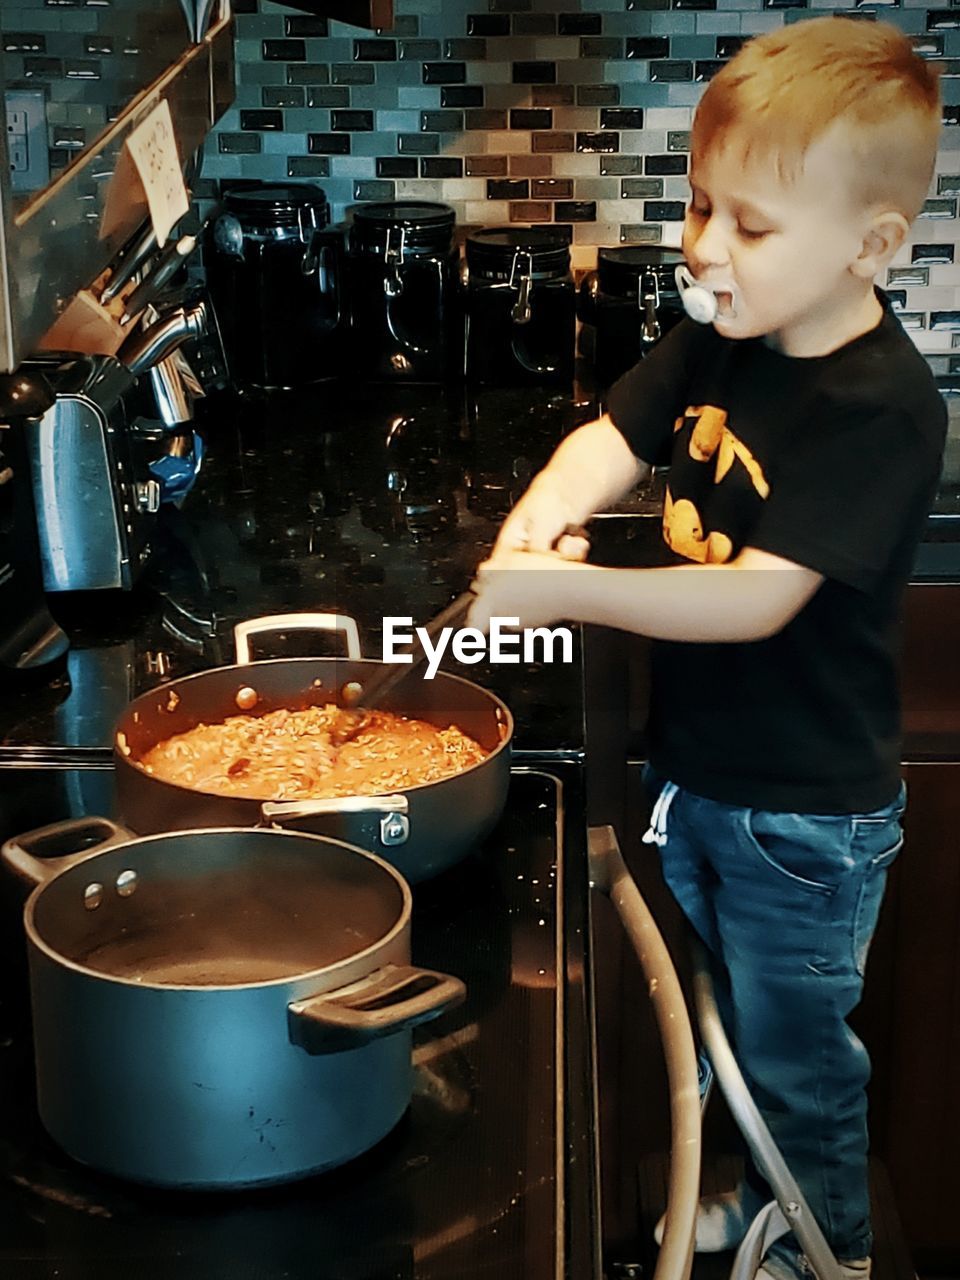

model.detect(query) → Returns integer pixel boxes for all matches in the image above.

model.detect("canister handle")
[1,816,134,887]
[288,963,466,1055]
[234,613,362,665]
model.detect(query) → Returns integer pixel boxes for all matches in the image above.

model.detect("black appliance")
[349,202,459,383]
[205,184,347,391]
[464,227,575,388]
[0,373,69,681]
[0,760,600,1280]
[578,246,686,388]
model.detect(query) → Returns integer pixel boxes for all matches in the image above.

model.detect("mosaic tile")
[377,156,417,177]
[488,177,529,198]
[514,14,558,35]
[467,15,510,36]
[511,108,553,128]
[465,155,509,176]
[196,0,960,317]
[442,85,484,106]
[532,177,574,199]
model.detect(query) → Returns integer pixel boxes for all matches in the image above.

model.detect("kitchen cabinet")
[853,761,960,1275]
[852,581,960,1274]
[273,0,393,30]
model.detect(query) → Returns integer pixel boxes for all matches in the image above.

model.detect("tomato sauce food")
[138,704,489,801]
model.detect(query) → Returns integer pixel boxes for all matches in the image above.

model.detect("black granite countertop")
[1,379,599,757]
[3,371,959,757]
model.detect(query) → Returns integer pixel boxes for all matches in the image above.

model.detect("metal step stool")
[691,938,845,1280]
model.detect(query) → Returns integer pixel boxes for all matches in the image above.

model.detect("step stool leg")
[729,1202,791,1280]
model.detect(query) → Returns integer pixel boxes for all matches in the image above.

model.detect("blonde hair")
[691,17,942,221]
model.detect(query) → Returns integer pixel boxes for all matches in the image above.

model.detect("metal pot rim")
[114,656,515,801]
[22,826,413,994]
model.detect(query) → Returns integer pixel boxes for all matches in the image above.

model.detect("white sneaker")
[654,1189,750,1253]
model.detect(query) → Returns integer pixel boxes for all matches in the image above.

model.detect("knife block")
[37,268,138,357]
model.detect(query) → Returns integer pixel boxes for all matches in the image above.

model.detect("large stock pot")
[1,820,465,1188]
[114,614,513,882]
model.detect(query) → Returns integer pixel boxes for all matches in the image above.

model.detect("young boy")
[468,18,946,1280]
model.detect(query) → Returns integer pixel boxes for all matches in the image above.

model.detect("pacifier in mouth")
[674,265,737,324]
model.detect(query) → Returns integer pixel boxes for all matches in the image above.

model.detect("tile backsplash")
[202,0,960,374]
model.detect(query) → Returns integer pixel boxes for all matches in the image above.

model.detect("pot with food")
[114,614,512,881]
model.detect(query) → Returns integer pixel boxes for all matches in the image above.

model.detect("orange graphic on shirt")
[664,405,770,563]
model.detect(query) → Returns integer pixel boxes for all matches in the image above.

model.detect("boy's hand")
[468,549,591,633]
[489,477,589,564]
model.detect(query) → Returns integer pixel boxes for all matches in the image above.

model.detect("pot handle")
[234,613,362,665]
[1,816,134,887]
[288,963,466,1055]
[262,794,411,848]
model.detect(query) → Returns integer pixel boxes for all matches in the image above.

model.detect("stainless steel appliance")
[26,304,206,592]
[0,372,69,678]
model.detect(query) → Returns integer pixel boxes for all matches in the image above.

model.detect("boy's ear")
[850,210,910,278]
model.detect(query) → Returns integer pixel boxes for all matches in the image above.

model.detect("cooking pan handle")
[262,794,409,819]
[1,816,134,887]
[288,963,466,1055]
[234,613,362,665]
[262,794,411,847]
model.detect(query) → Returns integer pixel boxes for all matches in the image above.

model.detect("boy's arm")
[489,414,649,560]
[470,546,824,643]
[568,547,824,641]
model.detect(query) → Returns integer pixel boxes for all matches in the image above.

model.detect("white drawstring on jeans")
[642,781,679,848]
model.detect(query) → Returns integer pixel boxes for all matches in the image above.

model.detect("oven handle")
[588,824,700,1280]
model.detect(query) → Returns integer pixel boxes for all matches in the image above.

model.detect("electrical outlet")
[4,89,50,195]
[8,142,29,174]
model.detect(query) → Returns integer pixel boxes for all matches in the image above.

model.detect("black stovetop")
[0,763,599,1280]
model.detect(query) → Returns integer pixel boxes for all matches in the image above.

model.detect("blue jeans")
[643,768,906,1271]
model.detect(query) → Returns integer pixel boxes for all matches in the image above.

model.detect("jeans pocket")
[851,824,903,977]
[742,810,847,897]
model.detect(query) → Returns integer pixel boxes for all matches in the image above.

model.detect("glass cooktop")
[0,762,598,1280]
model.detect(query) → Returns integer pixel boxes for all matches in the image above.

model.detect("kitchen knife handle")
[101,222,158,303]
[122,234,198,322]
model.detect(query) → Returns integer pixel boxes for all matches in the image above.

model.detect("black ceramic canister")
[205,184,347,391]
[578,246,686,387]
[464,227,575,387]
[349,202,459,382]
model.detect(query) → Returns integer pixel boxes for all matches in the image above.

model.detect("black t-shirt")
[606,291,947,813]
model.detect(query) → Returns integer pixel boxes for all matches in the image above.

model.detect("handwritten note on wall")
[125,99,189,247]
